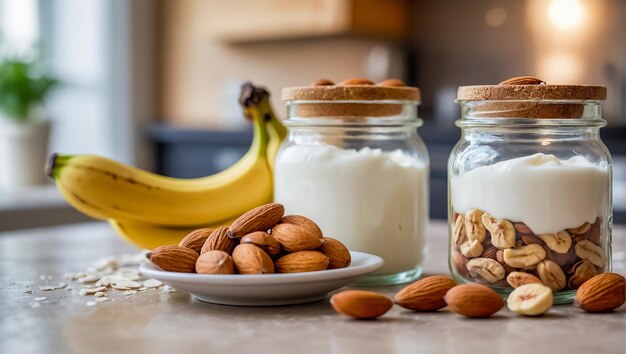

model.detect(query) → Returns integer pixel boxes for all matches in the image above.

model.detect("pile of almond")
[331,272,625,320]
[146,203,351,275]
[451,208,605,292]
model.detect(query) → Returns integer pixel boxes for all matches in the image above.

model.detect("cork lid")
[457,76,607,119]
[282,79,420,118]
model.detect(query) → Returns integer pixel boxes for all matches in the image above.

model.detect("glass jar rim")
[455,117,606,128]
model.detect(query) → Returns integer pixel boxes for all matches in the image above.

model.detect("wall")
[158,0,405,128]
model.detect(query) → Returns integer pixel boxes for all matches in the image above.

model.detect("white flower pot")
[0,119,52,192]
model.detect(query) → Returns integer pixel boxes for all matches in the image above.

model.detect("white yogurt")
[274,145,428,275]
[451,153,609,234]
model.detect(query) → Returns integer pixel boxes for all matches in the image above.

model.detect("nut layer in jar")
[450,209,605,292]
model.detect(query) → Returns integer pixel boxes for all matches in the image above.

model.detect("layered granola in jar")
[448,77,611,304]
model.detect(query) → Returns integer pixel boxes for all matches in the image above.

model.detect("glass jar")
[448,82,611,304]
[275,82,429,285]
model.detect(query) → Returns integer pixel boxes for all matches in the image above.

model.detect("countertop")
[1,221,625,354]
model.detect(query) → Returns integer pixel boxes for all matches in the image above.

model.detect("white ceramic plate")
[139,251,383,306]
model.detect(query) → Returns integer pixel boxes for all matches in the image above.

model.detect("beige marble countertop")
[1,221,625,354]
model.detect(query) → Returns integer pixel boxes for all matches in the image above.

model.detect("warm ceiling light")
[548,0,583,30]
[485,7,507,28]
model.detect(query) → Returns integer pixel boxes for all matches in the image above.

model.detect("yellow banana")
[49,85,275,227]
[263,100,287,170]
[109,217,237,250]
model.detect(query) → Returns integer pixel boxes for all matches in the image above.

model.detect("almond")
[195,250,235,274]
[574,273,625,312]
[311,79,334,86]
[394,275,457,311]
[444,284,504,318]
[232,244,274,274]
[279,215,323,239]
[146,245,198,273]
[240,231,282,256]
[330,290,392,320]
[377,79,406,87]
[271,223,323,252]
[274,251,329,273]
[514,222,534,235]
[201,226,237,255]
[499,76,545,85]
[227,203,285,238]
[506,271,542,288]
[179,228,213,253]
[320,237,351,269]
[337,78,374,86]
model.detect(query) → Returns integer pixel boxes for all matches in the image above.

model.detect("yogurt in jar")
[451,153,610,234]
[274,145,428,275]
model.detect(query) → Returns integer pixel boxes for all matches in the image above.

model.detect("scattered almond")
[444,284,504,318]
[575,273,625,312]
[179,228,213,253]
[331,290,392,320]
[275,251,329,273]
[146,245,198,273]
[320,237,351,269]
[394,275,456,311]
[228,203,285,238]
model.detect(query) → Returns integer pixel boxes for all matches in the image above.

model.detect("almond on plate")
[179,228,213,253]
[274,251,329,273]
[271,223,323,252]
[146,245,199,273]
[196,250,235,274]
[201,226,237,255]
[279,215,323,239]
[232,244,274,274]
[227,203,285,238]
[320,237,351,269]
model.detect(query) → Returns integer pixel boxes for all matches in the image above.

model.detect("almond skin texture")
[320,237,351,269]
[232,244,274,274]
[201,226,237,255]
[146,245,199,273]
[271,223,323,252]
[279,215,324,239]
[228,203,285,238]
[195,250,235,274]
[499,76,545,85]
[275,251,329,273]
[444,284,504,318]
[240,231,282,256]
[575,273,625,312]
[394,275,457,311]
[179,228,213,253]
[331,290,393,320]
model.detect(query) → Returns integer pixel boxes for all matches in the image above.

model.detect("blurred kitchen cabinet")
[200,0,408,43]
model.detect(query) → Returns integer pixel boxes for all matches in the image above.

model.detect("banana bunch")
[48,83,287,249]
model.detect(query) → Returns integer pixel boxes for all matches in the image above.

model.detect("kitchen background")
[0,0,624,231]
